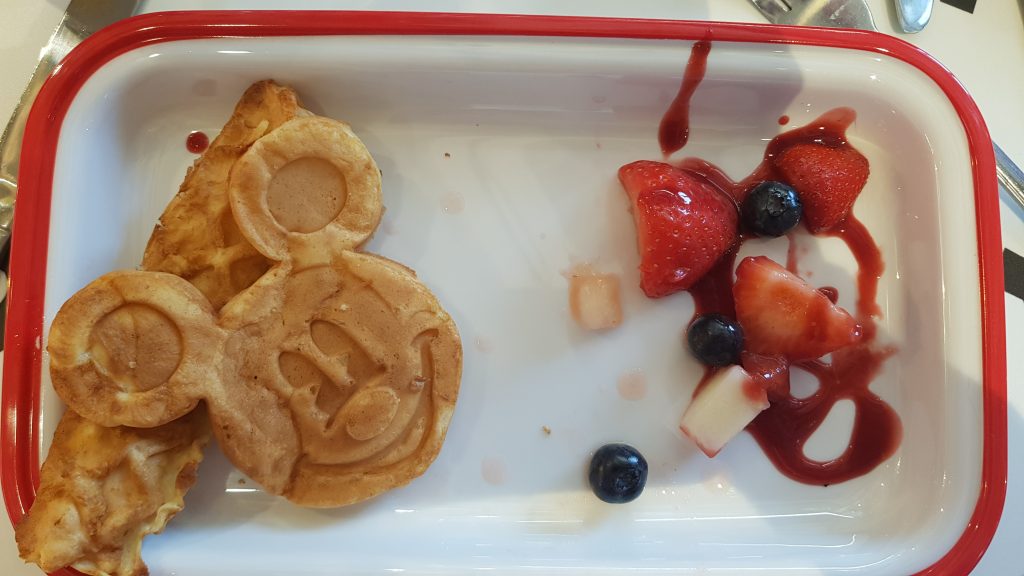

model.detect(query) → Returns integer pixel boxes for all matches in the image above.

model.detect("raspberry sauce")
[660,40,901,485]
[786,233,800,273]
[658,40,711,157]
[682,113,900,485]
[186,131,209,154]
[818,286,840,304]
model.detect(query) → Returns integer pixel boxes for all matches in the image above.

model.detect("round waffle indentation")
[228,116,382,264]
[88,303,182,393]
[267,157,348,233]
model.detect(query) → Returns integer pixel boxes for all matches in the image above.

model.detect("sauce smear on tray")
[658,40,711,156]
[647,40,902,485]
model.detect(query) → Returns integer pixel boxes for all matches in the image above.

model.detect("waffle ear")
[48,270,223,428]
[228,116,382,267]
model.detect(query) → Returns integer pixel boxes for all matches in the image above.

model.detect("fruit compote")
[621,40,901,486]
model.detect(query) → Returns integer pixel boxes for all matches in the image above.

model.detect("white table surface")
[0,1,1020,574]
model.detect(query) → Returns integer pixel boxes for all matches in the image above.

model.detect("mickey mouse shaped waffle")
[47,116,463,507]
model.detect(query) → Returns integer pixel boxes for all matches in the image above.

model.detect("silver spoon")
[895,0,934,34]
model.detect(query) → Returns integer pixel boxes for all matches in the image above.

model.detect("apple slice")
[679,365,769,457]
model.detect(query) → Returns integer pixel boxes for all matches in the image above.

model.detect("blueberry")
[742,180,802,237]
[687,313,743,366]
[589,443,648,503]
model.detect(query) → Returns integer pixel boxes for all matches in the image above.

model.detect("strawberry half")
[734,256,861,361]
[619,161,738,298]
[774,143,869,233]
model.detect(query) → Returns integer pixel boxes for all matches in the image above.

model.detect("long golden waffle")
[17,80,308,576]
[15,411,207,576]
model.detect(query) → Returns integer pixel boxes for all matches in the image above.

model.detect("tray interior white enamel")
[39,35,984,574]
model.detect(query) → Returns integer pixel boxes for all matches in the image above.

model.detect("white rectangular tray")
[3,12,1006,576]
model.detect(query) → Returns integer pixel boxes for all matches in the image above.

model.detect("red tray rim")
[0,10,1007,576]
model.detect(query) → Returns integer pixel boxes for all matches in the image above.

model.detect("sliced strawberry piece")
[774,143,869,233]
[734,256,861,361]
[741,351,790,400]
[619,161,738,298]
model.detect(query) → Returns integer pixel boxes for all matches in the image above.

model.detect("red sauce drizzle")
[818,286,839,304]
[673,88,901,485]
[658,40,711,157]
[688,249,738,318]
[186,131,209,154]
[778,114,790,125]
[675,157,746,200]
[765,107,856,158]
[785,233,800,274]
[830,218,884,319]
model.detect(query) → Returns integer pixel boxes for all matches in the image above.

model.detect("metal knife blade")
[0,0,140,256]
[748,0,877,30]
